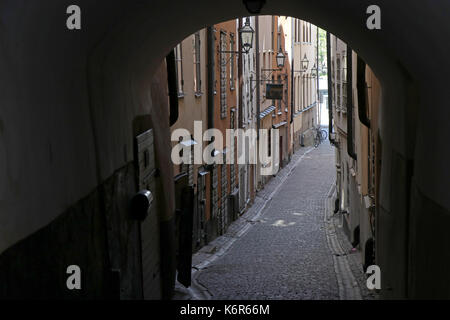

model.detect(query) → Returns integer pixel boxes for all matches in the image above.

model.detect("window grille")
[220,31,227,118]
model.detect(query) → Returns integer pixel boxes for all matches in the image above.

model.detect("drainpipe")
[238,19,243,129]
[347,45,357,160]
[255,16,260,138]
[357,56,370,128]
[291,53,294,124]
[316,26,320,127]
[207,26,215,130]
[326,32,335,144]
[167,50,178,126]
[290,18,294,125]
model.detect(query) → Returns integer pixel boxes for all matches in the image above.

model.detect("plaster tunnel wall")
[0,0,449,298]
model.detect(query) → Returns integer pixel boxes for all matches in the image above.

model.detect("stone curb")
[324,184,363,300]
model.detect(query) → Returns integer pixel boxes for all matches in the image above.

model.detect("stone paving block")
[181,143,370,300]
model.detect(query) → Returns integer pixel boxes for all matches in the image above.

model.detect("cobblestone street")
[182,142,371,300]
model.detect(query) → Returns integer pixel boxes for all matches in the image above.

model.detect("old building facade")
[329,33,382,274]
[256,15,292,188]
[292,20,319,149]
[238,16,257,214]
[169,28,210,258]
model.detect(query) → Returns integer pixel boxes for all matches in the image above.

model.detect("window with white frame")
[174,43,184,96]
[193,32,202,95]
[277,22,281,51]
[302,75,306,109]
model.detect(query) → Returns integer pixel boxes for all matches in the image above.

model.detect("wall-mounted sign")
[266,83,283,100]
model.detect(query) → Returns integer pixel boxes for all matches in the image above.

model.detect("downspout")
[205,25,215,244]
[326,32,335,143]
[238,18,243,129]
[207,26,215,130]
[291,52,294,124]
[347,46,357,160]
[357,56,370,128]
[290,19,294,125]
[316,26,320,127]
[167,50,178,126]
[255,16,260,138]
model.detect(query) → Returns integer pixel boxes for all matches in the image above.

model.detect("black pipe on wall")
[326,32,334,142]
[291,53,294,124]
[347,46,357,160]
[316,27,320,126]
[167,50,178,126]
[255,16,260,139]
[238,18,243,128]
[207,26,215,130]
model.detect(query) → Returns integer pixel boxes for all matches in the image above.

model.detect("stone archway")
[1,0,449,299]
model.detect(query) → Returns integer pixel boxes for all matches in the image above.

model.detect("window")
[277,75,282,112]
[302,75,306,109]
[308,23,312,43]
[174,43,184,96]
[305,23,308,42]
[262,52,265,70]
[230,33,235,90]
[193,32,202,95]
[336,56,341,110]
[271,75,275,105]
[307,75,310,106]
[294,20,298,42]
[342,50,348,82]
[284,88,288,113]
[302,22,306,42]
[342,51,347,112]
[220,31,227,118]
[268,129,271,157]
[342,82,347,112]
[272,16,275,51]
[249,75,253,114]
[277,22,281,51]
[296,76,299,112]
[336,55,341,81]
[230,109,235,130]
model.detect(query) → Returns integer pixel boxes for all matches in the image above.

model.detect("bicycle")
[313,126,328,147]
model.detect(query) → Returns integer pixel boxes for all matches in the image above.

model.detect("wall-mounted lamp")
[262,47,286,73]
[276,48,286,69]
[301,54,309,72]
[218,17,254,57]
[240,18,254,54]
[311,63,317,77]
[294,54,309,74]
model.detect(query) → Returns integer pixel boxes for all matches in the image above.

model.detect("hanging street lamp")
[219,17,254,57]
[276,48,286,69]
[311,63,317,77]
[301,53,309,72]
[240,17,254,54]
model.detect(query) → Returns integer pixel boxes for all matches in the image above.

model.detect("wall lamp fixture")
[293,53,309,73]
[218,18,254,55]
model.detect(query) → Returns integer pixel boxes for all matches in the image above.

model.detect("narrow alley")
[180,142,371,300]
[2,1,450,302]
